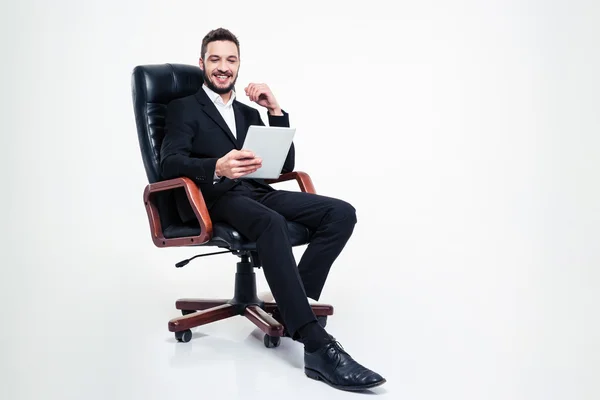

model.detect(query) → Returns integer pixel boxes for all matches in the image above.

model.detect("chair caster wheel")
[181,309,195,316]
[263,334,281,348]
[317,315,327,328]
[175,329,192,343]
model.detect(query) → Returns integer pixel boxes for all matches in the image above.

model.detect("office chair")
[131,63,333,347]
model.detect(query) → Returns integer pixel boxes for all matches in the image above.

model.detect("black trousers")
[209,180,357,337]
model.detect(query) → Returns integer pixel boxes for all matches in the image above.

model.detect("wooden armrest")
[264,171,316,194]
[143,177,212,247]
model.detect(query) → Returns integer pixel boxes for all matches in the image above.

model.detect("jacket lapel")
[194,88,238,148]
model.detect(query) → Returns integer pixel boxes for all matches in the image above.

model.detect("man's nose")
[217,60,228,71]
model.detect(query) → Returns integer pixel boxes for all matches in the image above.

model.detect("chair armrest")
[143,177,213,247]
[264,171,316,194]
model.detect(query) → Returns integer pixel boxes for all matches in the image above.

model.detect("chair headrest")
[131,63,204,104]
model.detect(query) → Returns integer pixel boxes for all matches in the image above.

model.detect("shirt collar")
[202,83,236,107]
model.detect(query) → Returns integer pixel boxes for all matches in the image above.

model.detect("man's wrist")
[268,106,283,116]
[215,159,222,177]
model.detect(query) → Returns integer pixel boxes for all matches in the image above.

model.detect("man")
[160,28,385,391]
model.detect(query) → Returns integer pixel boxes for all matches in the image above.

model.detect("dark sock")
[298,320,332,352]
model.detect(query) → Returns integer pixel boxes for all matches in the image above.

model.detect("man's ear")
[199,57,204,70]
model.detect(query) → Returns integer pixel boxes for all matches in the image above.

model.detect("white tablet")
[240,125,296,179]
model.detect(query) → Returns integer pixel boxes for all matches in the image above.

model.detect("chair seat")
[163,221,312,250]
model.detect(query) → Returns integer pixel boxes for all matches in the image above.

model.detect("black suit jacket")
[160,87,295,223]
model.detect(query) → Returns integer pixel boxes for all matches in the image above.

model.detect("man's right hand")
[215,149,262,179]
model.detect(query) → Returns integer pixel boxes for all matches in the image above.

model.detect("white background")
[1,0,599,399]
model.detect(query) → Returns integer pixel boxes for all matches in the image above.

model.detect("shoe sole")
[304,368,386,391]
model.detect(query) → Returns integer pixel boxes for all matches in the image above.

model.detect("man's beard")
[203,69,237,94]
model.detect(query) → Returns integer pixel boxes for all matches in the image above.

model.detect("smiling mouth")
[214,74,231,83]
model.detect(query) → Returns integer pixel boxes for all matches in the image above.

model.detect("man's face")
[200,40,240,94]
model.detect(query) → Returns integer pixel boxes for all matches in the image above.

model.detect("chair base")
[167,253,334,341]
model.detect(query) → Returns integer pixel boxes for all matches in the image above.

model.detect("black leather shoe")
[304,341,386,391]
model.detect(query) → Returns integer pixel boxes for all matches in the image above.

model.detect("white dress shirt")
[202,84,236,181]
[203,84,237,137]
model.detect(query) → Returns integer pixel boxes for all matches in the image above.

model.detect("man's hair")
[200,28,240,60]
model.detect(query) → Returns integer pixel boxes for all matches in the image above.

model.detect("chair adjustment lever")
[175,250,234,268]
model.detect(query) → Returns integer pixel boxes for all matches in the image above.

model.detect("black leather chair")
[131,63,333,347]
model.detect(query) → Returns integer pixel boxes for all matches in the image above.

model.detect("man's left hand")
[245,83,282,115]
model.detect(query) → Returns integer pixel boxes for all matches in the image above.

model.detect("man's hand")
[245,83,282,115]
[215,149,262,179]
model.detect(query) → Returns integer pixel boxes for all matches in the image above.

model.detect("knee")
[329,200,357,226]
[250,210,287,234]
[263,212,287,231]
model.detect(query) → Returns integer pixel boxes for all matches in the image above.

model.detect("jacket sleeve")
[159,99,218,185]
[255,109,295,174]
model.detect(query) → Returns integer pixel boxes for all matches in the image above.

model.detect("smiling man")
[160,28,386,391]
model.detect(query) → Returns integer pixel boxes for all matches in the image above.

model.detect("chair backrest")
[131,63,204,183]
